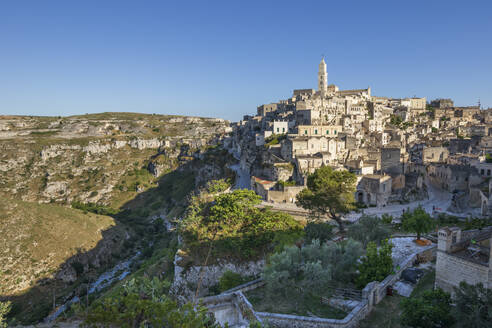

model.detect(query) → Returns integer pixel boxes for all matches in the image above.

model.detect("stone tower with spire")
[318,57,328,97]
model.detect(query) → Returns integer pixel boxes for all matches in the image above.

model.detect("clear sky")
[1,0,491,121]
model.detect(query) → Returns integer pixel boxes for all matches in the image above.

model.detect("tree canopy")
[179,189,303,260]
[347,215,391,247]
[296,166,356,231]
[356,239,393,288]
[304,221,334,244]
[85,277,218,328]
[401,206,434,240]
[400,288,454,328]
[263,239,363,298]
[453,281,492,328]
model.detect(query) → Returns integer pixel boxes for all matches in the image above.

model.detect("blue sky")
[1,1,491,121]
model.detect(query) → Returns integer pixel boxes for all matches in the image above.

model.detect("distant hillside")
[0,113,230,206]
[0,112,234,324]
[0,198,123,296]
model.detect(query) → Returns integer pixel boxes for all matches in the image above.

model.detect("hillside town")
[228,58,492,218]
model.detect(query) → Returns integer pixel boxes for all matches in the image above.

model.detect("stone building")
[272,120,288,134]
[431,98,454,108]
[381,147,402,175]
[296,124,342,137]
[422,146,449,163]
[257,103,278,116]
[355,174,392,206]
[435,227,492,294]
[427,164,478,192]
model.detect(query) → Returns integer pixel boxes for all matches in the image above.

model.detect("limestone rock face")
[170,252,265,303]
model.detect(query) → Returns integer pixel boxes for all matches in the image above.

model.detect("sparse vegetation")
[0,301,11,328]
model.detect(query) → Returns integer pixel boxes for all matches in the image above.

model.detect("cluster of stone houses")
[228,58,492,215]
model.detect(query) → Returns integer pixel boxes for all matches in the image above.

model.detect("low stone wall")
[375,245,436,303]
[200,291,263,327]
[221,278,265,294]
[257,300,369,328]
[201,244,436,327]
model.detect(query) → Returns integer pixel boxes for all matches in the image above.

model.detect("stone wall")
[200,245,436,327]
[435,250,490,294]
[372,246,436,303]
[170,252,264,303]
[266,186,304,204]
[257,301,369,328]
[200,291,262,327]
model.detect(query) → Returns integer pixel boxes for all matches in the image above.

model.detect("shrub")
[71,201,118,216]
[453,281,492,327]
[71,261,84,276]
[0,301,11,328]
[304,222,333,244]
[206,179,230,193]
[400,289,454,328]
[218,271,246,292]
[86,277,218,328]
[381,214,393,225]
[356,239,393,288]
[263,239,363,297]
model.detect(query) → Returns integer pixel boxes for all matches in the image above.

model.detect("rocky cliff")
[0,113,233,323]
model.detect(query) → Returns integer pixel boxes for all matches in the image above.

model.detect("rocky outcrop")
[170,252,264,303]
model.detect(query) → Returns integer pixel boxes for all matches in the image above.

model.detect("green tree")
[206,179,230,193]
[453,281,492,328]
[296,166,356,231]
[400,289,454,328]
[180,189,303,260]
[304,222,334,244]
[347,215,391,247]
[86,277,218,328]
[263,239,363,297]
[356,239,393,288]
[0,301,11,328]
[390,114,403,126]
[401,206,434,240]
[218,271,246,292]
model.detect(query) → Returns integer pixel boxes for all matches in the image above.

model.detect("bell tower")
[318,57,328,97]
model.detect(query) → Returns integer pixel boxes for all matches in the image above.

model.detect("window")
[481,169,485,175]
[315,129,318,134]
[334,130,337,134]
[277,128,279,132]
[326,130,329,134]
[304,130,308,135]
[488,169,491,176]
[282,128,285,132]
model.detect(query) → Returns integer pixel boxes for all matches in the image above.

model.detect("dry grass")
[0,197,118,296]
